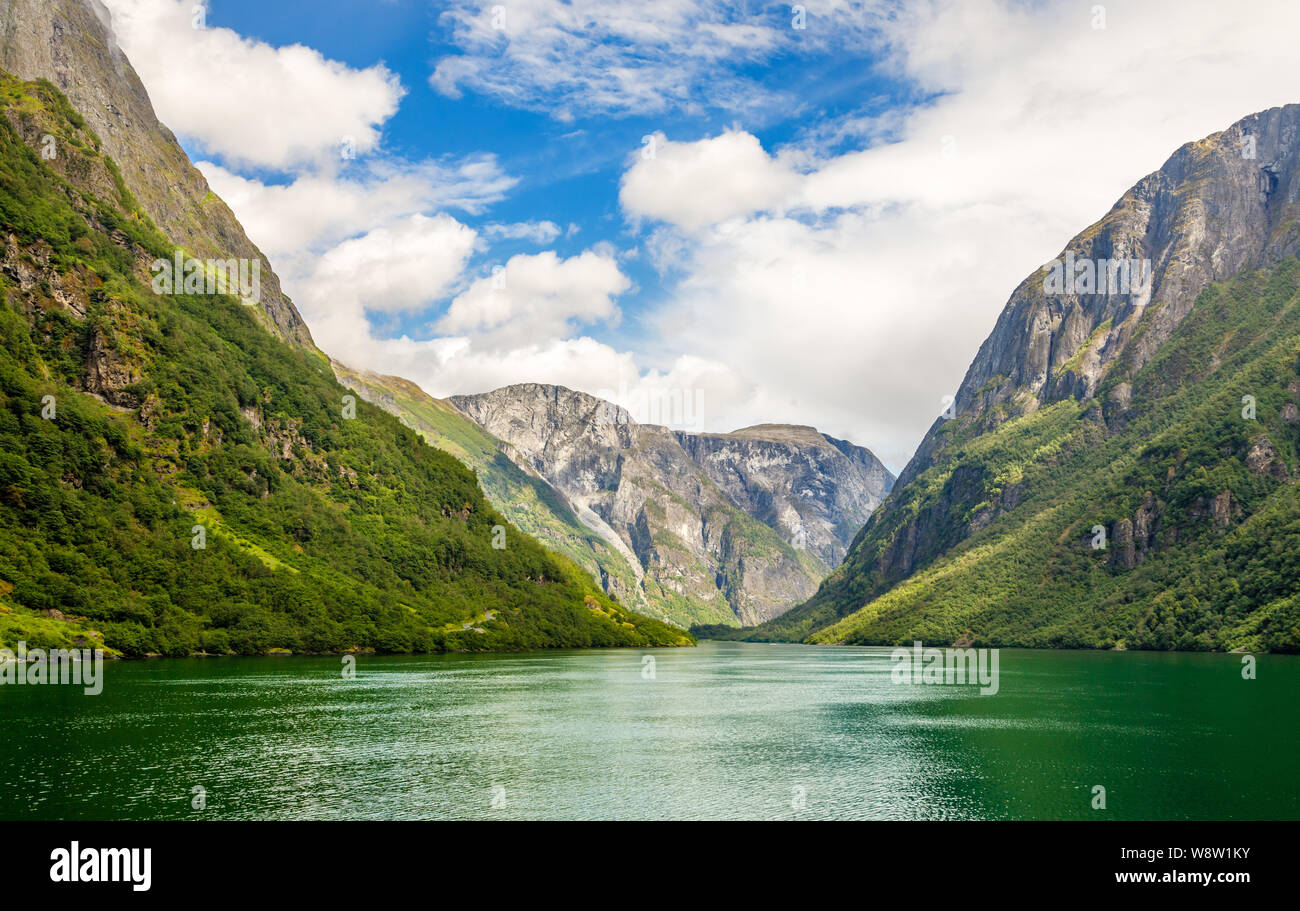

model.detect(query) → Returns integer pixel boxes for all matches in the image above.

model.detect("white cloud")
[196,157,515,358]
[620,131,801,232]
[391,336,639,400]
[591,355,753,431]
[197,157,514,259]
[482,220,563,243]
[298,214,477,316]
[436,251,629,351]
[103,0,403,169]
[429,0,871,119]
[619,0,1300,468]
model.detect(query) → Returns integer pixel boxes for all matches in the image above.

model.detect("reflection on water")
[1,641,1296,820]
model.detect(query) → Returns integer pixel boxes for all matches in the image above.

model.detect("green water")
[0,642,1295,820]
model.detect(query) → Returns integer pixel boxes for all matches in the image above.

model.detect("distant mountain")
[448,384,894,627]
[0,3,689,655]
[739,104,1300,653]
[333,363,651,617]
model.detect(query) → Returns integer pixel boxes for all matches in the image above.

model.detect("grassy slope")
[0,73,691,655]
[330,363,651,613]
[331,366,827,629]
[736,261,1300,652]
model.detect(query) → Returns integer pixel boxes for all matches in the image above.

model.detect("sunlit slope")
[736,104,1300,652]
[332,363,653,619]
[0,74,690,655]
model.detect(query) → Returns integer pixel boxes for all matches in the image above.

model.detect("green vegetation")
[330,364,655,616]
[726,261,1300,652]
[0,74,691,656]
[331,366,786,628]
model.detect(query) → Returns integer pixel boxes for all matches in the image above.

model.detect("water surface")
[1,642,1295,819]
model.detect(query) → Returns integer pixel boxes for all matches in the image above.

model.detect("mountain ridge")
[0,7,689,654]
[733,103,1300,652]
[448,382,893,627]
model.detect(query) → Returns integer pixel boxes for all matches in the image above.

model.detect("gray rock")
[0,0,313,347]
[450,384,894,626]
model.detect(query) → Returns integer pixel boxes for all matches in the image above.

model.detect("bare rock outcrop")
[450,384,894,626]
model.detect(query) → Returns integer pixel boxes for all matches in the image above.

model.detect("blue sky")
[194,0,913,349]
[104,0,1300,470]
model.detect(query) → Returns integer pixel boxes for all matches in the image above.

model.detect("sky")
[100,0,1300,471]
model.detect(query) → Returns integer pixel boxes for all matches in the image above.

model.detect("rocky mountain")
[740,104,1300,652]
[0,3,689,655]
[332,363,652,618]
[448,384,894,627]
[675,423,894,568]
[0,0,312,347]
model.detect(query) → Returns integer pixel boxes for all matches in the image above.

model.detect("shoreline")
[3,639,1288,663]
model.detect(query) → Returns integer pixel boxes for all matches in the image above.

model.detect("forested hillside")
[0,73,690,656]
[333,362,652,620]
[727,104,1300,653]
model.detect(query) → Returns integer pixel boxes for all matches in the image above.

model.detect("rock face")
[0,0,312,347]
[911,103,1300,488]
[449,384,893,627]
[745,103,1300,652]
[674,424,893,568]
[897,103,1300,559]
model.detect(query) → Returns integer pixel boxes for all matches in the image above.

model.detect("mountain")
[738,104,1300,653]
[332,362,650,616]
[448,384,894,627]
[674,422,894,568]
[0,0,311,348]
[0,11,689,654]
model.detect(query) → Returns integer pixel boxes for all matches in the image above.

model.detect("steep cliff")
[745,104,1300,652]
[449,384,893,627]
[0,0,312,346]
[676,424,893,568]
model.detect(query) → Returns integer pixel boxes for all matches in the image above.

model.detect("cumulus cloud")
[297,214,477,316]
[619,0,1300,467]
[436,251,630,351]
[196,157,515,356]
[103,0,403,169]
[620,132,802,232]
[197,156,514,259]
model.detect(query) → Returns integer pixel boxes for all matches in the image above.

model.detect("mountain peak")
[0,0,312,347]
[447,384,894,625]
[745,101,1300,653]
[953,102,1300,441]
